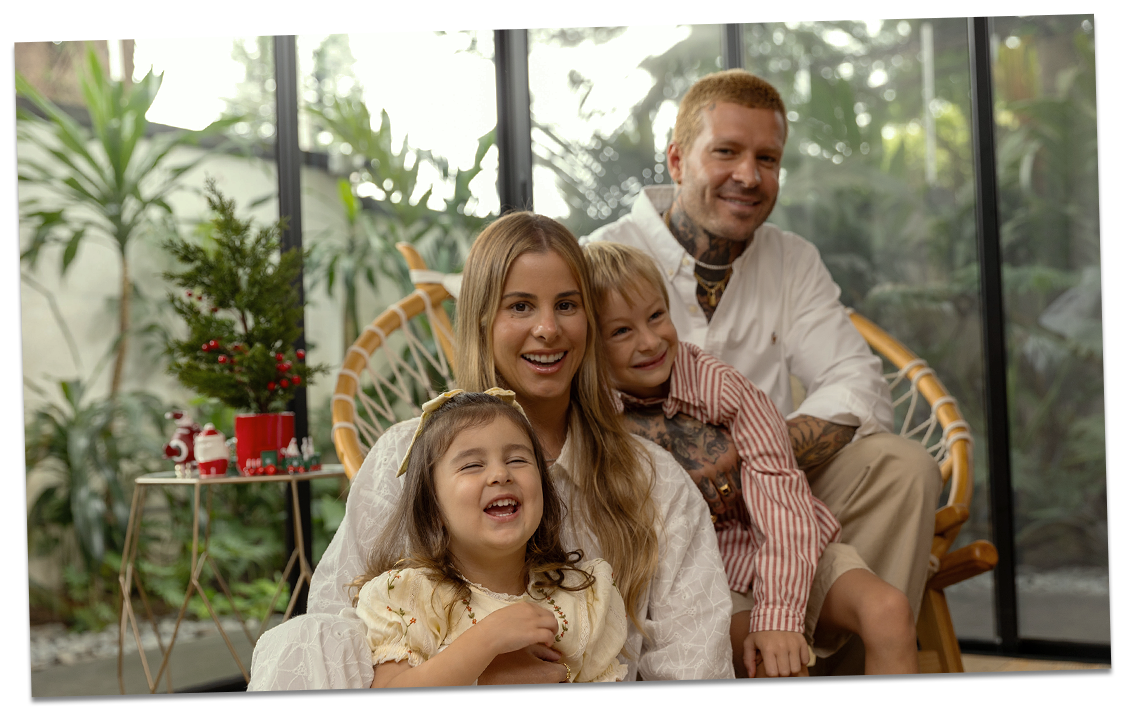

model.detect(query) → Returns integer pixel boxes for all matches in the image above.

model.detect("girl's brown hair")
[454,211,660,633]
[351,392,594,616]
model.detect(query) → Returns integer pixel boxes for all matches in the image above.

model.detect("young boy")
[583,241,918,677]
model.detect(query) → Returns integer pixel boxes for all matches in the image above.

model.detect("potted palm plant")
[163,179,327,474]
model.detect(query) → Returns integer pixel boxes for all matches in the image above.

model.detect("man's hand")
[786,414,856,473]
[478,644,566,685]
[744,630,810,678]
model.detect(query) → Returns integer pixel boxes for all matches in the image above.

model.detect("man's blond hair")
[672,69,789,152]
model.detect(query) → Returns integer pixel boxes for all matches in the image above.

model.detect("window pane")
[529,25,724,237]
[991,15,1107,643]
[291,33,499,541]
[742,19,996,641]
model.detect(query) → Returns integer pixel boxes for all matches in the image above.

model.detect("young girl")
[352,388,628,687]
[583,241,919,677]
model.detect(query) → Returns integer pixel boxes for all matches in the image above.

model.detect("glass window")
[528,25,725,237]
[742,19,996,640]
[991,15,1106,644]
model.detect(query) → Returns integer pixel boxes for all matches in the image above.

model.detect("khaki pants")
[805,432,941,675]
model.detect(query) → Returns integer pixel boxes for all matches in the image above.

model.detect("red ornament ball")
[276,363,286,372]
[211,306,219,313]
[280,379,290,389]
[185,289,193,297]
[208,339,218,350]
[201,343,209,352]
[296,349,306,360]
[275,353,284,362]
[268,381,276,390]
[217,355,229,364]
[291,375,301,385]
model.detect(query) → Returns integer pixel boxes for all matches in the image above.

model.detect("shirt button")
[688,305,697,314]
[667,268,674,276]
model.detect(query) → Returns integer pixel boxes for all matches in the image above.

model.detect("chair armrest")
[927,540,999,591]
[934,503,969,535]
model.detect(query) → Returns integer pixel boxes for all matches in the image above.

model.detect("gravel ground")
[30,616,263,672]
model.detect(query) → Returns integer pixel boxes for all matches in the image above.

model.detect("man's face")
[667,102,786,243]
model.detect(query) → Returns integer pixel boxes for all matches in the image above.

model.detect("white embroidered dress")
[248,420,734,689]
[357,560,627,683]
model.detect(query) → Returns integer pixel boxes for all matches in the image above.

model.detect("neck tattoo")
[662,208,736,272]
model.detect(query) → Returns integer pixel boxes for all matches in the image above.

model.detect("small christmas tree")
[164,179,328,413]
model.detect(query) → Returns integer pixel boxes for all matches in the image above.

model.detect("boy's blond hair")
[583,241,670,313]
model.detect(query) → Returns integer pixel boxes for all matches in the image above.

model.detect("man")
[581,69,941,675]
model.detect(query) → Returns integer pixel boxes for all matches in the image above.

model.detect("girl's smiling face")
[434,415,544,572]
[491,251,587,412]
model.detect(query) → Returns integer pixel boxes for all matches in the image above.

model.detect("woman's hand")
[744,630,810,677]
[477,601,560,655]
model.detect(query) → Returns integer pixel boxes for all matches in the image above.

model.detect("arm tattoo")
[786,414,857,473]
[621,403,748,529]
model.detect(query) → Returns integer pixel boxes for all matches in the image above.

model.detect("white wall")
[19,135,409,588]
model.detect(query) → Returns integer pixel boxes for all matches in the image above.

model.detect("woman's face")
[491,250,587,412]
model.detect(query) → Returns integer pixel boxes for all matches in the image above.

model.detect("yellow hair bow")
[396,388,527,476]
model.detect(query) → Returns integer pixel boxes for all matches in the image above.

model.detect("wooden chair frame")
[331,243,998,674]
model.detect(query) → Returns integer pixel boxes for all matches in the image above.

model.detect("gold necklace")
[694,268,732,308]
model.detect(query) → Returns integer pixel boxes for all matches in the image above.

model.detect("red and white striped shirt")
[621,341,841,635]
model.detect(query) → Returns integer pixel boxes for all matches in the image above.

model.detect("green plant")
[163,179,329,413]
[305,95,493,349]
[17,45,236,401]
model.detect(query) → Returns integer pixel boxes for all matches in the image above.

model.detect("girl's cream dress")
[356,558,627,683]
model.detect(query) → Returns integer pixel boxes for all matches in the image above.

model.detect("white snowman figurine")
[194,423,230,477]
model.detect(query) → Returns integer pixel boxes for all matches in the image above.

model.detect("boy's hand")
[744,630,810,677]
[477,602,560,655]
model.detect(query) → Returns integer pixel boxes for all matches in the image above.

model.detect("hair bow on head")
[396,388,527,476]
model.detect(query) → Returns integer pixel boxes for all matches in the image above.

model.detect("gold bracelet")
[562,662,572,683]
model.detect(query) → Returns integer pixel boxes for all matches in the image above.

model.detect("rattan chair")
[331,243,998,674]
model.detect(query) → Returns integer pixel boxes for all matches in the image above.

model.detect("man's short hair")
[673,69,789,152]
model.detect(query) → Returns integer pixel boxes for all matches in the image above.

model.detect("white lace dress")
[248,420,734,689]
[358,560,627,684]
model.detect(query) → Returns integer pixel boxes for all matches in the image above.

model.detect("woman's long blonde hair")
[455,211,660,632]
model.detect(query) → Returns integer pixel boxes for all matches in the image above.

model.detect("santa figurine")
[164,411,202,478]
[194,423,230,477]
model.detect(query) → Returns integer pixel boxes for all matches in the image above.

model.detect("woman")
[248,212,733,688]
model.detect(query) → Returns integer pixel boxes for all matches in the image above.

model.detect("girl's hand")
[744,630,810,677]
[478,602,560,655]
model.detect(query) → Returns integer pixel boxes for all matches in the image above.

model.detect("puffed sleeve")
[574,559,629,683]
[355,568,449,668]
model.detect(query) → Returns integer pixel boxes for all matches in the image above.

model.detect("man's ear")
[666,141,683,185]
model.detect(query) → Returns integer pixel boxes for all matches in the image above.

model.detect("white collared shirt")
[583,185,893,439]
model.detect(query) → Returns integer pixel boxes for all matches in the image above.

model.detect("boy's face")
[600,287,679,400]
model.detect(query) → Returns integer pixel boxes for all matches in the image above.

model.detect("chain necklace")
[694,268,732,308]
[663,208,735,272]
